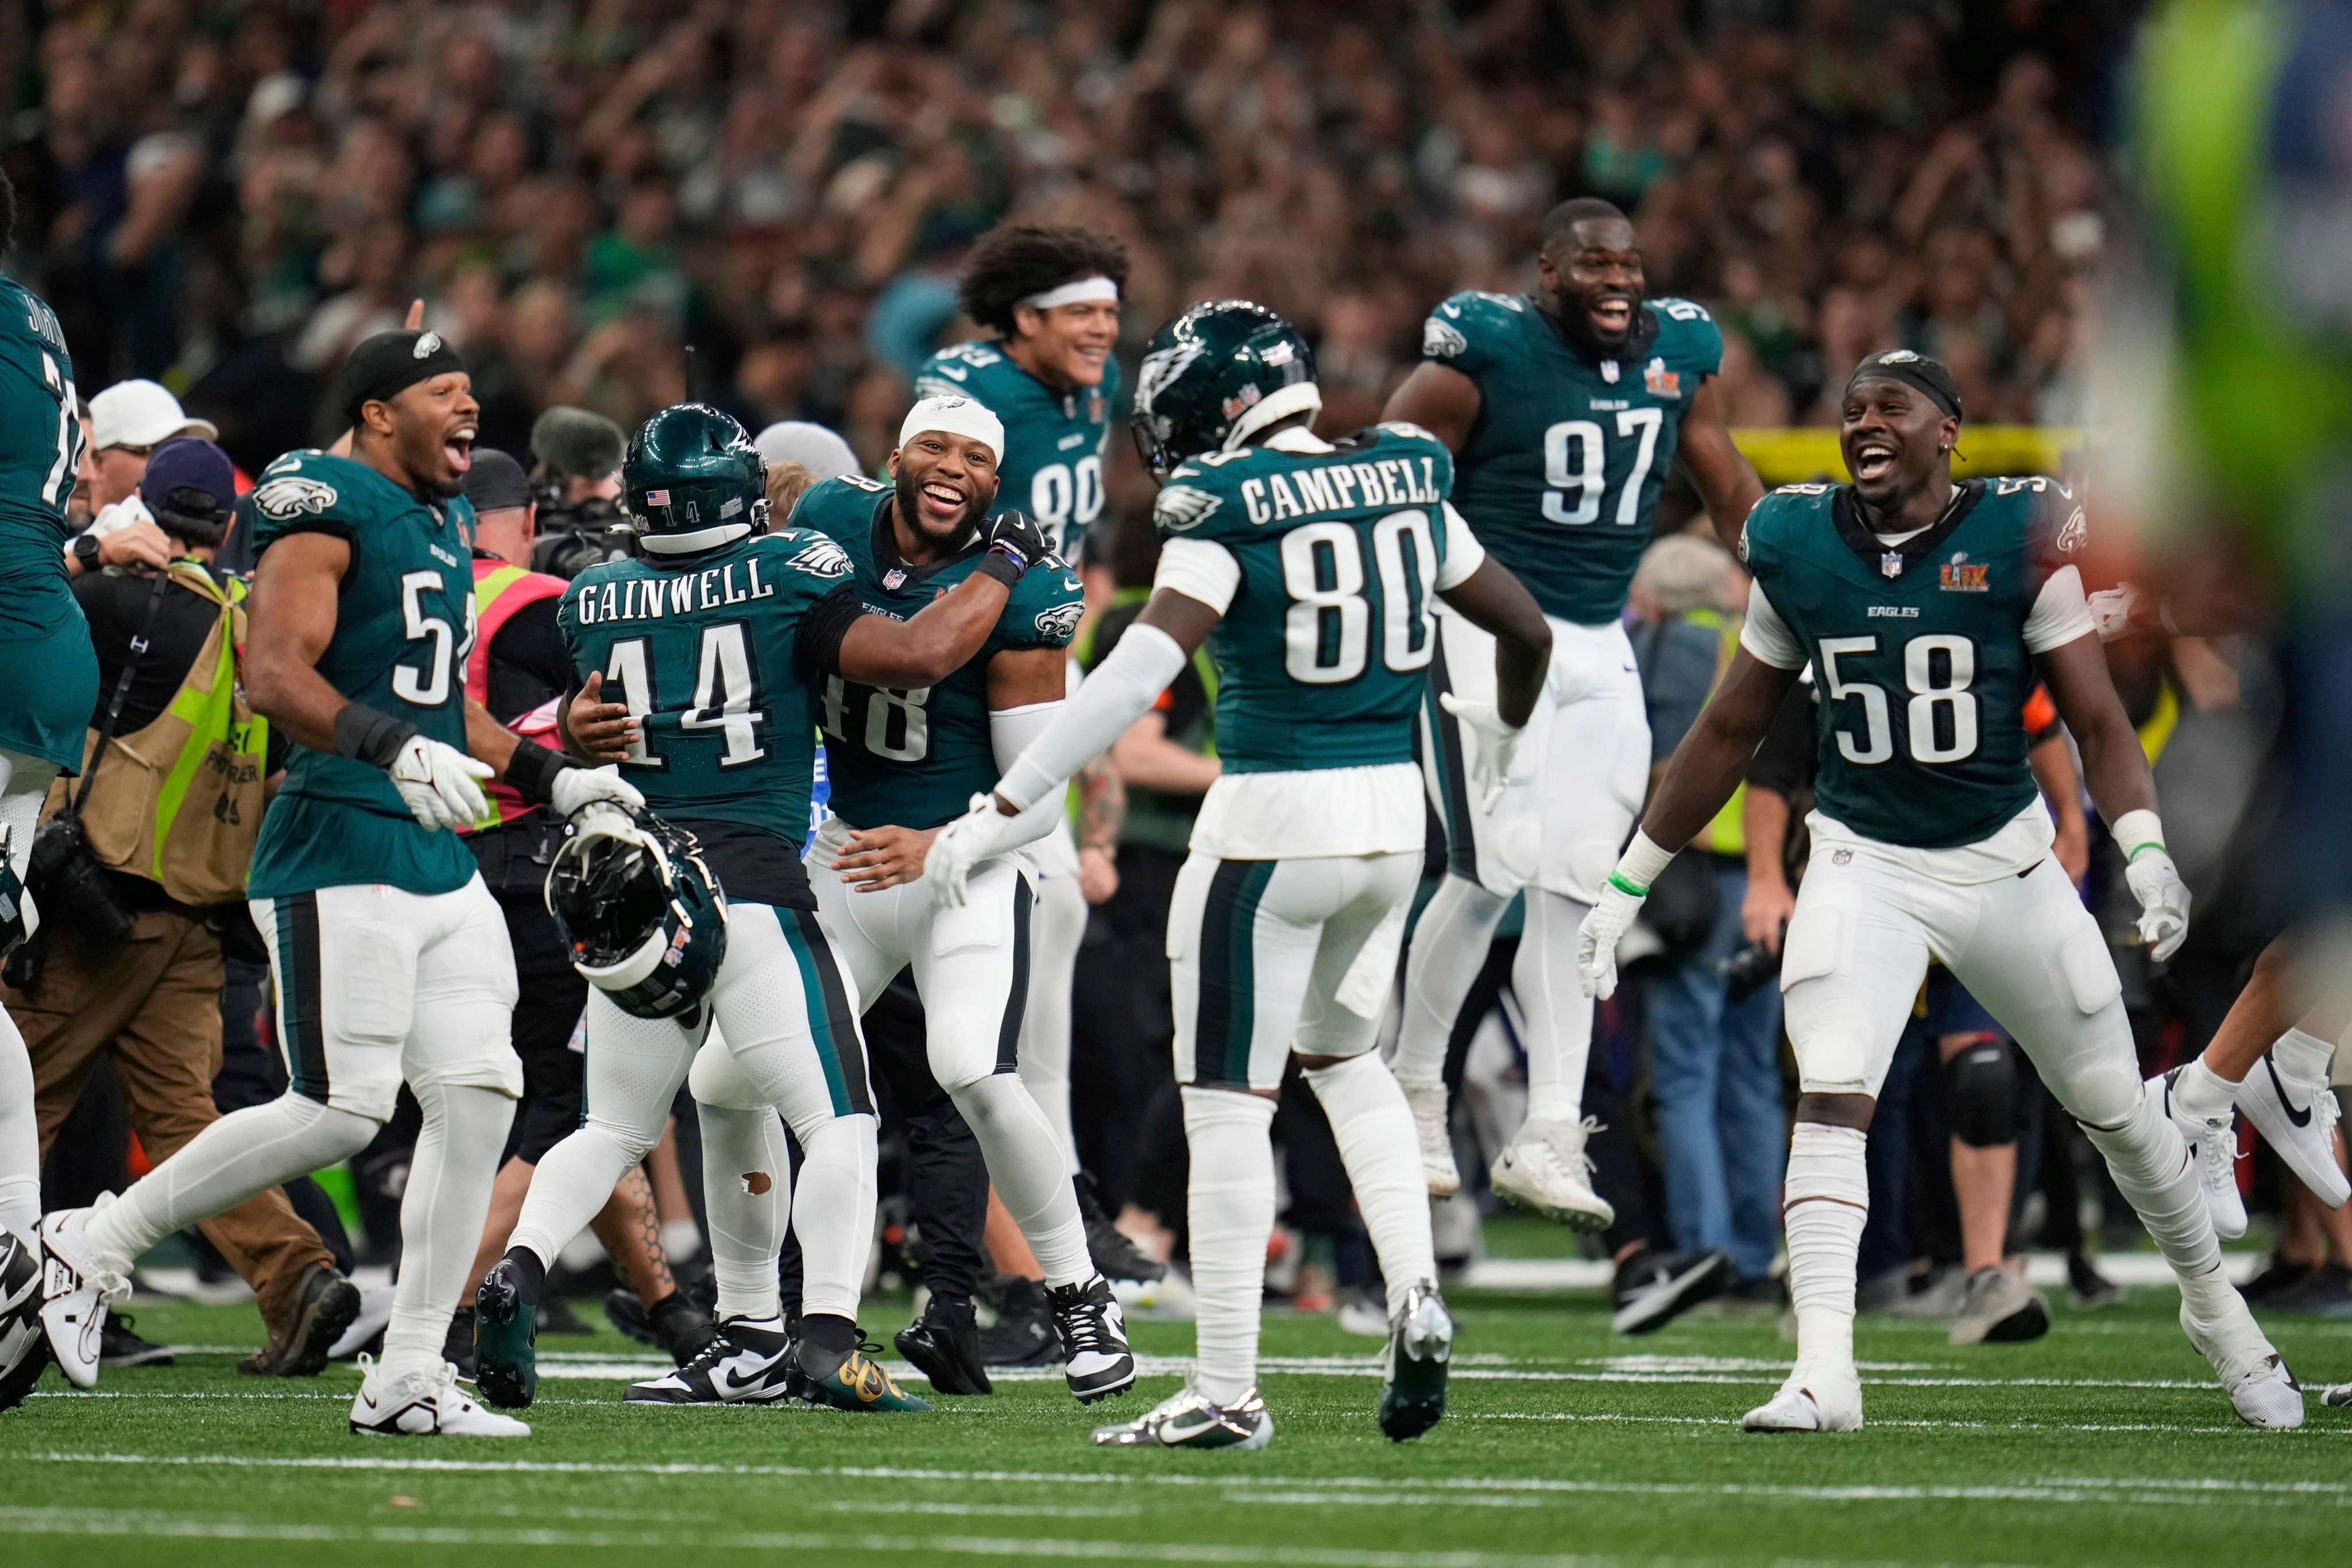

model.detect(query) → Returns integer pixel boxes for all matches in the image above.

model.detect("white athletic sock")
[84,1093,377,1273]
[1783,1122,1869,1372]
[953,1073,1093,1287]
[1020,872,1086,1175]
[0,1019,38,1238]
[2078,1090,2222,1287]
[2173,1055,2238,1117]
[790,1114,877,1322]
[1516,889,1595,1123]
[506,1125,643,1273]
[1182,1086,1277,1406]
[2272,1027,2336,1083]
[697,1101,789,1323]
[379,1083,512,1384]
[1391,876,1509,1086]
[1305,1053,1436,1317]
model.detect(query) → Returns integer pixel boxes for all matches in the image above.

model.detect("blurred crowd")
[8,0,2118,494]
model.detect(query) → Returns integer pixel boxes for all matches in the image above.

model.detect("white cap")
[89,379,216,451]
[754,421,861,482]
[897,395,1004,466]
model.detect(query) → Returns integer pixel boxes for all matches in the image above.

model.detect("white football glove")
[1576,879,1647,1000]
[388,735,493,831]
[2087,584,2141,642]
[1438,692,1528,814]
[922,793,1026,909]
[2125,846,2192,962]
[548,764,645,819]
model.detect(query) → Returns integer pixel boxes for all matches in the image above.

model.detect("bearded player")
[1576,350,2296,1433]
[924,302,1553,1448]
[682,395,1134,1406]
[1383,197,1766,1225]
[471,402,1056,1415]
[36,330,642,1435]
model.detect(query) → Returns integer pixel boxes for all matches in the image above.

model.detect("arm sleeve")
[2022,564,2095,653]
[980,700,1071,853]
[1737,583,1808,669]
[997,621,1189,810]
[1433,501,1486,590]
[1151,538,1242,614]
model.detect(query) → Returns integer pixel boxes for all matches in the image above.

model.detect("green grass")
[2,1281,2349,1567]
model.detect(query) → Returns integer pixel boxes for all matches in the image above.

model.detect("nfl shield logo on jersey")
[1881,551,1904,578]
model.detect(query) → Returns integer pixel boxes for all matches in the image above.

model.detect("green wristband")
[1607,870,1650,898]
[2126,841,2165,863]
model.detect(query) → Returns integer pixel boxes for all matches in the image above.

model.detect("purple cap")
[138,437,237,524]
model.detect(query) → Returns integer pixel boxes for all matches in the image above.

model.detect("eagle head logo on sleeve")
[250,474,339,521]
[1032,601,1084,642]
[1153,485,1223,532]
[1423,318,1468,359]
[787,538,854,579]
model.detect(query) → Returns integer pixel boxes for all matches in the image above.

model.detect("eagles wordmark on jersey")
[915,339,1119,557]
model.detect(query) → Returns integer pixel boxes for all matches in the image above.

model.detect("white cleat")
[1402,1081,1460,1197]
[349,1355,531,1436]
[1490,1116,1614,1231]
[1090,1378,1272,1449]
[1742,1362,1863,1433]
[2150,1070,2247,1241]
[2180,1295,2303,1429]
[2323,1383,2352,1409]
[2236,1052,2350,1210]
[36,1205,129,1390]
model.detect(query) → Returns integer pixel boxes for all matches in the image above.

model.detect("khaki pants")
[9,907,334,1330]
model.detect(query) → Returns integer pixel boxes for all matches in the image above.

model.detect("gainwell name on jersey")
[568,541,849,626]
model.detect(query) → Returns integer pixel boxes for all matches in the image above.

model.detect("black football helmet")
[0,1228,49,1413]
[1130,301,1320,477]
[546,808,729,1020]
[624,403,770,556]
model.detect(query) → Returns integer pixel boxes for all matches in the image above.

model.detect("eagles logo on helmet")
[544,807,729,1020]
[1128,301,1320,478]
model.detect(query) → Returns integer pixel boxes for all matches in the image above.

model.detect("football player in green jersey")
[478,402,1051,1416]
[36,330,643,1435]
[1382,198,1767,1226]
[0,169,94,1379]
[926,302,1554,1449]
[690,395,1134,1406]
[1575,351,2297,1433]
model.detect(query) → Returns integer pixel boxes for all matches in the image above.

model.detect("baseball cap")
[138,438,236,526]
[89,379,217,451]
[461,448,533,513]
[754,421,861,482]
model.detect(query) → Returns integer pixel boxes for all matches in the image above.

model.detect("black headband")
[1843,351,1962,422]
[339,330,469,424]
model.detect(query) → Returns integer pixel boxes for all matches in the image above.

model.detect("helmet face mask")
[1129,301,1320,478]
[546,810,729,1020]
[625,402,772,555]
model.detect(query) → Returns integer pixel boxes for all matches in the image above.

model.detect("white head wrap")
[898,395,1005,465]
[1020,276,1120,313]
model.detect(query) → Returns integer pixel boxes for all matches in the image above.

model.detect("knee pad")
[688,1033,767,1111]
[1941,1037,2017,1148]
[1790,1004,1876,1097]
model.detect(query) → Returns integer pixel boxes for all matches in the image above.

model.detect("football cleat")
[99,1313,172,1369]
[0,1229,52,1413]
[1490,1116,1614,1231]
[2151,1070,2247,1241]
[2180,1294,2303,1428]
[895,1294,991,1396]
[349,1354,530,1437]
[471,1259,538,1410]
[1402,1081,1461,1197]
[1948,1265,2049,1346]
[239,1263,361,1377]
[1611,1246,1731,1335]
[1048,1276,1136,1403]
[36,1205,129,1389]
[1092,1379,1272,1449]
[626,1316,799,1404]
[976,1275,1060,1366]
[796,1331,931,1412]
[2323,1383,2352,1408]
[2236,1051,2350,1210]
[1742,1362,1863,1433]
[1377,1280,1452,1441]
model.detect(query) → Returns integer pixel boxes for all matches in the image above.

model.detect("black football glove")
[981,509,1054,574]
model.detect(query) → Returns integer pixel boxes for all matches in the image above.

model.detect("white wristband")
[1610,830,1677,895]
[2111,808,2166,862]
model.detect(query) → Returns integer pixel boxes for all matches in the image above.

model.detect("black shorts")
[495,879,590,1165]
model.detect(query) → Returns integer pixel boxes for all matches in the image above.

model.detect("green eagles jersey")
[1423,292,1722,625]
[0,278,98,772]
[914,340,1120,559]
[246,452,481,899]
[791,475,1082,831]
[558,526,853,857]
[1155,424,1459,773]
[1739,475,2084,850]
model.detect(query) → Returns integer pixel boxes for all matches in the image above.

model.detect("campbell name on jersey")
[914,340,1119,559]
[1423,291,1721,625]
[246,451,481,899]
[790,474,1081,831]
[558,527,853,871]
[1156,423,1459,774]
[1740,475,2085,851]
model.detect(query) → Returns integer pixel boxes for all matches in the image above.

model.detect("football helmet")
[545,807,728,1020]
[1130,301,1320,477]
[0,1229,49,1412]
[625,402,770,555]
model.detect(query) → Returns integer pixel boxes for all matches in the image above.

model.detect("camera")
[1716,940,1781,1001]
[28,817,137,947]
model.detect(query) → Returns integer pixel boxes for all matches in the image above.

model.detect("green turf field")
[1,1274,2347,1567]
